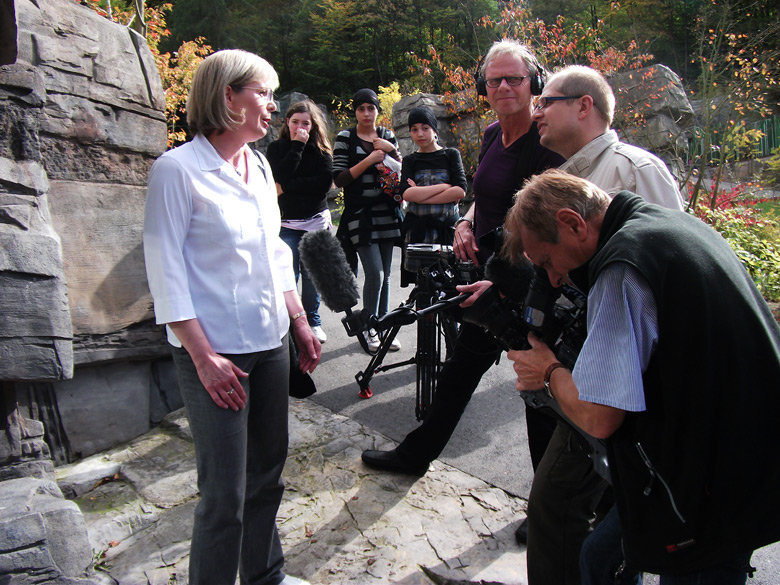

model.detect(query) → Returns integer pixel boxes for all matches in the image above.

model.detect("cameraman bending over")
[505,169,780,584]
[521,65,684,585]
[362,40,563,491]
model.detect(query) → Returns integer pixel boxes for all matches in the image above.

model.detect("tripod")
[355,280,463,420]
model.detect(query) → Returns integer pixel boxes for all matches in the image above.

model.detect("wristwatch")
[543,362,565,398]
[454,217,473,230]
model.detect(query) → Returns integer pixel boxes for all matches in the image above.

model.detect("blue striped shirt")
[572,263,658,411]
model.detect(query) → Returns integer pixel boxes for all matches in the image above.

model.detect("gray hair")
[481,39,541,78]
[502,169,611,263]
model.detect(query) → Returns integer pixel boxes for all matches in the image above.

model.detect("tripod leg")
[355,324,408,399]
[441,312,459,357]
[415,312,438,420]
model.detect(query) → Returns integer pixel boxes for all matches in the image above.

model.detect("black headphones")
[475,54,545,97]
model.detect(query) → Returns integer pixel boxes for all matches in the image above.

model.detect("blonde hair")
[547,65,615,125]
[502,169,611,263]
[280,100,333,156]
[187,49,279,136]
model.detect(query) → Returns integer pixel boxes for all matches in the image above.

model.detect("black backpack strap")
[511,123,542,190]
[478,122,501,165]
[476,122,541,189]
[252,148,270,182]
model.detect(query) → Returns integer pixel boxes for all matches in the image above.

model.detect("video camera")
[463,258,586,370]
[404,243,481,299]
[462,254,609,480]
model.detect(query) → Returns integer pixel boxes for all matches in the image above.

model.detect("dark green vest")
[581,192,780,574]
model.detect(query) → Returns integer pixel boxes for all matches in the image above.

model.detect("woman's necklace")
[233,151,246,177]
[216,146,246,177]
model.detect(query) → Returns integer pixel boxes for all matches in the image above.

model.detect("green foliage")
[164,0,497,105]
[165,0,229,49]
[694,195,780,302]
[762,146,780,188]
[376,82,403,127]
[683,0,780,209]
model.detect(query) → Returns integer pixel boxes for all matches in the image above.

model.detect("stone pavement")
[56,400,529,585]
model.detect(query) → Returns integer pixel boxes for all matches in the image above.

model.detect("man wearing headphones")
[362,41,564,539]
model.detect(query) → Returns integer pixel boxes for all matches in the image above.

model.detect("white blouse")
[144,133,295,354]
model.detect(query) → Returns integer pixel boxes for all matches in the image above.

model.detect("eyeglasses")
[238,86,274,102]
[485,75,528,88]
[534,95,584,111]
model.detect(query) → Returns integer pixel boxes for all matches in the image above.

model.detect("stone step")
[56,401,530,584]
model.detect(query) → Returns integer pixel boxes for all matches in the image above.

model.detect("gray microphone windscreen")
[299,229,360,313]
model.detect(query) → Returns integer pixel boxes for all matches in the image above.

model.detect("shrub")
[692,185,780,302]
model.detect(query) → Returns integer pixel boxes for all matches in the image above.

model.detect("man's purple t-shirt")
[472,121,564,256]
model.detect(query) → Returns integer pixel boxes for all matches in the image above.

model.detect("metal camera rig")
[342,244,479,420]
[463,258,609,480]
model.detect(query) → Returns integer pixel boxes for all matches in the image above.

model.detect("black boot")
[361,448,428,475]
[514,518,529,545]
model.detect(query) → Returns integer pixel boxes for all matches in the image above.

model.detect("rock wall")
[0,65,72,381]
[1,1,166,579]
[14,0,167,355]
[2,0,172,462]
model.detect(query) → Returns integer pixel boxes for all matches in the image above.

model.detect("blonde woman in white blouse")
[143,49,319,585]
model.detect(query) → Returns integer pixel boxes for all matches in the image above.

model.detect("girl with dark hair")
[332,88,404,363]
[267,100,334,343]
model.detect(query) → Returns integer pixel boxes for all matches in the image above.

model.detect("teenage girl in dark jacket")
[267,99,333,343]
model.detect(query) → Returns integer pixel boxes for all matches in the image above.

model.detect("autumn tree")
[685,0,780,210]
[407,1,655,174]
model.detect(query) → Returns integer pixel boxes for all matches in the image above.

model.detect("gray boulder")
[609,63,694,156]
[392,93,456,155]
[0,477,100,584]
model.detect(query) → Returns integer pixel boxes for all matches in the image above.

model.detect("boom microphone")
[299,229,360,312]
[299,229,370,351]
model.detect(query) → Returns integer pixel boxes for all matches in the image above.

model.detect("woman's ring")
[227,389,235,395]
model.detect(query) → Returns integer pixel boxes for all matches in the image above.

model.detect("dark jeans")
[280,226,321,327]
[396,322,556,470]
[357,240,394,318]
[173,341,289,585]
[527,422,610,585]
[580,506,641,585]
[581,505,754,585]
